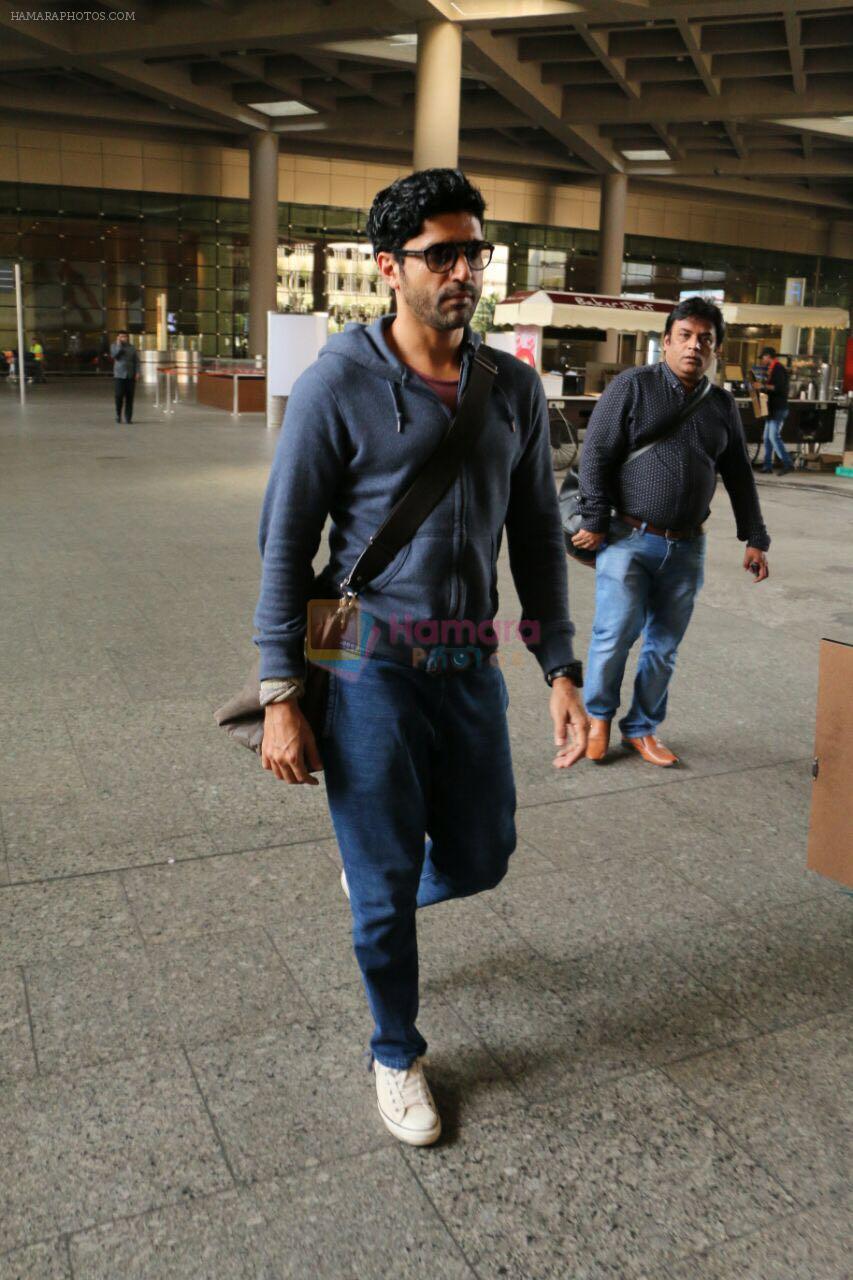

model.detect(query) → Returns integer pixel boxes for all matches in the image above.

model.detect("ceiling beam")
[784,9,806,95]
[629,154,853,178]
[0,84,219,130]
[722,121,747,158]
[652,175,853,212]
[674,18,720,97]
[573,22,639,98]
[561,82,853,125]
[220,53,337,113]
[96,58,270,130]
[464,27,621,174]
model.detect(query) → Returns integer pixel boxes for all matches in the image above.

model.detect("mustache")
[438,285,477,302]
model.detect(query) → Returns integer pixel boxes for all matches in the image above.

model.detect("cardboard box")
[807,638,853,889]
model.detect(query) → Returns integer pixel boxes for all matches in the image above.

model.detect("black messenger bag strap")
[623,377,712,467]
[342,347,498,596]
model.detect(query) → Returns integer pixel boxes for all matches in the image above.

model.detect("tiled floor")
[0,380,850,1278]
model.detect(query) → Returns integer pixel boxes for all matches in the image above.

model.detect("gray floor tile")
[122,841,340,944]
[0,968,36,1083]
[0,875,137,967]
[0,1238,70,1280]
[445,942,755,1101]
[2,783,207,882]
[187,1019,381,1182]
[69,1151,475,1279]
[25,929,312,1073]
[404,1068,795,1279]
[666,1009,852,1202]
[656,896,853,1032]
[0,1052,231,1253]
[516,784,690,866]
[485,858,729,963]
[666,1190,853,1279]
[185,774,335,852]
[0,720,88,802]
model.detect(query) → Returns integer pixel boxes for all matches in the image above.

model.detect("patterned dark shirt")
[579,361,770,550]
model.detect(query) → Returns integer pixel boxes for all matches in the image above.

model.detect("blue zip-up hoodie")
[254,315,575,679]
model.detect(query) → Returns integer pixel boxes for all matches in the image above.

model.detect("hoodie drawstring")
[389,381,404,433]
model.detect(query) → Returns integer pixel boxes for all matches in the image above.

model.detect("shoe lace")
[389,1063,431,1111]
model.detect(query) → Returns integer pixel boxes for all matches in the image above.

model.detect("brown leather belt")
[618,513,703,540]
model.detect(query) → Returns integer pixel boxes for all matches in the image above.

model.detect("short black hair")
[761,346,777,358]
[664,296,725,348]
[116,329,128,337]
[366,168,486,256]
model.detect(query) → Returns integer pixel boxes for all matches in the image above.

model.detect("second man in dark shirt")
[572,296,770,767]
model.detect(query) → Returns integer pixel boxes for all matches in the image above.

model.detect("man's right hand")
[261,701,322,784]
[571,528,606,551]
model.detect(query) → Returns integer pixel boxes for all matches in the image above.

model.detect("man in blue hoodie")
[254,169,586,1146]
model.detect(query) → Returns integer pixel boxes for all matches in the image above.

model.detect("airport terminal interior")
[0,1,851,1276]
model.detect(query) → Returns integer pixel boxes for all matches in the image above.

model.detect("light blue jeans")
[762,408,792,470]
[585,520,705,737]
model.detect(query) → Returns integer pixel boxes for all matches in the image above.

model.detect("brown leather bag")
[214,348,498,765]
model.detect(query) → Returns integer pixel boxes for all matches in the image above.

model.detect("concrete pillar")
[249,131,279,359]
[413,20,462,170]
[595,172,628,364]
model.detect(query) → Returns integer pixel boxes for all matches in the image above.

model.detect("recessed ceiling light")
[247,100,317,117]
[621,148,670,160]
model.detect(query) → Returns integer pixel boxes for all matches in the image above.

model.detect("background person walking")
[110,330,139,424]
[572,297,771,768]
[758,347,794,474]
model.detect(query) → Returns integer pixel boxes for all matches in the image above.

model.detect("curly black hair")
[366,168,486,256]
[664,295,725,348]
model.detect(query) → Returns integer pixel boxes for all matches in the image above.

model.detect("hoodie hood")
[319,314,482,385]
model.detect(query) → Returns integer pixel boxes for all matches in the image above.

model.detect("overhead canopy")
[721,302,850,329]
[492,290,678,334]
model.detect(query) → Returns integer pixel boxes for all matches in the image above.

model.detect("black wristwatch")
[546,661,583,688]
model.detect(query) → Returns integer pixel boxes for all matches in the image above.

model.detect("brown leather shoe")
[621,734,679,767]
[586,717,611,762]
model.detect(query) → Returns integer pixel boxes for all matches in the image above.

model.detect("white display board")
[266,311,329,396]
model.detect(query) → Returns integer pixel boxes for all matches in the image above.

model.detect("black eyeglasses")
[396,240,495,274]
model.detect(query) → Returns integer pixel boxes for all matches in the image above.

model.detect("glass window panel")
[216,267,233,287]
[216,198,248,225]
[101,190,141,219]
[105,263,142,287]
[64,305,105,328]
[144,237,179,263]
[30,283,63,307]
[142,263,169,287]
[142,193,180,219]
[58,188,101,216]
[63,235,103,260]
[0,233,18,254]
[64,260,103,285]
[20,232,62,257]
[18,185,59,214]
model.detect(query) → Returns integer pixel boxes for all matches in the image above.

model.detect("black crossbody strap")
[343,348,498,596]
[623,377,712,467]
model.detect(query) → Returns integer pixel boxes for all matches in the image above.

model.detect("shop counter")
[198,370,266,414]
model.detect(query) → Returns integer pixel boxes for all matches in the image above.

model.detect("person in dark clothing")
[572,296,770,767]
[254,169,587,1147]
[758,347,794,474]
[110,331,139,423]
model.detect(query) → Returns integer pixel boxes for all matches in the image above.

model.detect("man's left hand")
[550,678,589,769]
[744,546,769,582]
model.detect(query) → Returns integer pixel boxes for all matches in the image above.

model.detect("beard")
[398,273,482,331]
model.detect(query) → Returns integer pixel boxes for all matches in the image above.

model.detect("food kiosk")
[491,291,851,468]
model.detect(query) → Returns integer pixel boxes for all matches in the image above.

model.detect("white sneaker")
[374,1058,441,1146]
[340,867,350,900]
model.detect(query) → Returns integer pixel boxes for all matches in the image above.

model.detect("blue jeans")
[319,657,516,1068]
[762,409,792,470]
[585,521,705,737]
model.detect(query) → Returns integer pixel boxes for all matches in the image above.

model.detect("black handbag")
[214,348,498,762]
[560,377,713,566]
